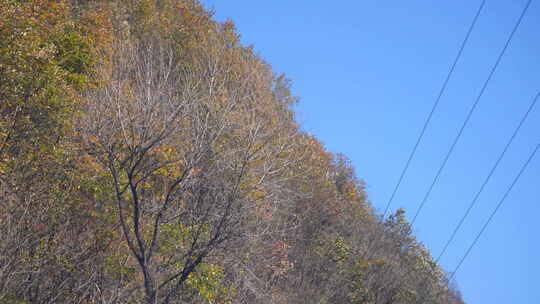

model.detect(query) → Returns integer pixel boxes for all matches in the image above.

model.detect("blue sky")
[202,1,540,303]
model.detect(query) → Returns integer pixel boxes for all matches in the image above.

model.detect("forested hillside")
[0,1,464,303]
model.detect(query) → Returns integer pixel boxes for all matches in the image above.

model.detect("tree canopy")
[0,1,464,303]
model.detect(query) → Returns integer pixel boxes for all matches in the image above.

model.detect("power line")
[436,91,540,263]
[448,141,540,282]
[410,0,533,226]
[381,0,487,219]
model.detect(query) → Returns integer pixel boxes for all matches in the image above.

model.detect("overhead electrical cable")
[448,141,540,282]
[436,91,540,263]
[381,0,487,218]
[410,0,533,226]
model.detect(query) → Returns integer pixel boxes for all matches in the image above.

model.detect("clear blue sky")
[202,1,540,303]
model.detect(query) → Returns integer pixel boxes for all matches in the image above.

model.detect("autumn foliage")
[0,1,464,303]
